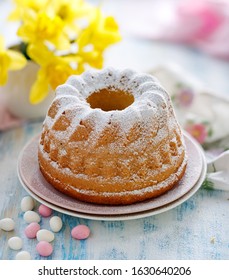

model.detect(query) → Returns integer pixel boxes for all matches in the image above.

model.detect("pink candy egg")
[24,222,40,239]
[36,241,53,257]
[71,225,90,240]
[38,204,53,217]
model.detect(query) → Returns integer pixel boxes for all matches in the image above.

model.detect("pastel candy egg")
[25,222,40,239]
[36,241,53,257]
[23,211,41,223]
[38,204,52,217]
[15,251,31,260]
[21,196,35,212]
[71,225,90,240]
[49,216,63,232]
[0,218,15,231]
[8,236,23,250]
[36,229,55,242]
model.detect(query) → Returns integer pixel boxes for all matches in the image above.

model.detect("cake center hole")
[86,88,134,111]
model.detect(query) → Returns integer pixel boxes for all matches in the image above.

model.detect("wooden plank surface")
[0,121,229,260]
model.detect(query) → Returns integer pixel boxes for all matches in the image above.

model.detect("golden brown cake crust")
[38,68,188,205]
[39,149,187,205]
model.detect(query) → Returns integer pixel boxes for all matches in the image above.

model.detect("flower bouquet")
[0,0,121,118]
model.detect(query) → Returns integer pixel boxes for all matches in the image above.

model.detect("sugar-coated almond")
[71,225,90,240]
[21,196,35,212]
[24,222,40,239]
[36,229,55,242]
[15,251,31,260]
[49,216,63,233]
[0,218,15,231]
[36,241,53,257]
[8,236,23,250]
[23,211,40,223]
[38,204,53,217]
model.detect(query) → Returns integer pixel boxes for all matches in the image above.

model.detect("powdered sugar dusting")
[46,67,179,142]
[40,142,187,197]
[39,67,187,204]
[19,133,203,215]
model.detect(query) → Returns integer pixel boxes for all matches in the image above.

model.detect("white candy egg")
[15,251,31,260]
[21,196,35,212]
[0,218,15,231]
[36,229,55,242]
[23,211,41,223]
[49,216,63,232]
[8,236,23,250]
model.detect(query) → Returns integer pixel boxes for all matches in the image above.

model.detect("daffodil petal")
[0,35,5,51]
[8,9,21,21]
[0,54,10,85]
[27,44,54,65]
[7,50,27,70]
[52,33,70,50]
[30,70,49,104]
[17,25,33,42]
[0,67,8,85]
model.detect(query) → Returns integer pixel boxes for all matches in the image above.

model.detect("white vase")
[0,61,55,120]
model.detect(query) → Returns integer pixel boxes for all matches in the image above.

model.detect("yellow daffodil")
[77,8,121,52]
[9,0,49,21]
[47,0,93,36]
[3,0,122,104]
[76,47,104,70]
[17,10,70,50]
[74,8,121,70]
[27,44,77,104]
[0,36,26,85]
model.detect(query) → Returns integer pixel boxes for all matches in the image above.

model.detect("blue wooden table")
[1,0,229,260]
[0,120,228,260]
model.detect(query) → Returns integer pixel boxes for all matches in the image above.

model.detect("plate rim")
[17,131,206,217]
[18,150,206,221]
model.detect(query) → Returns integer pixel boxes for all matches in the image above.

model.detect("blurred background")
[0,0,229,142]
[1,0,229,93]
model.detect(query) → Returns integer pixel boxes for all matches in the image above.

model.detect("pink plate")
[19,166,206,221]
[17,132,206,216]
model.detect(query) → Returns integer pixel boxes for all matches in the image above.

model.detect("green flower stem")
[20,42,31,60]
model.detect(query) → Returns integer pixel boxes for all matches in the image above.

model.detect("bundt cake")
[38,68,187,205]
